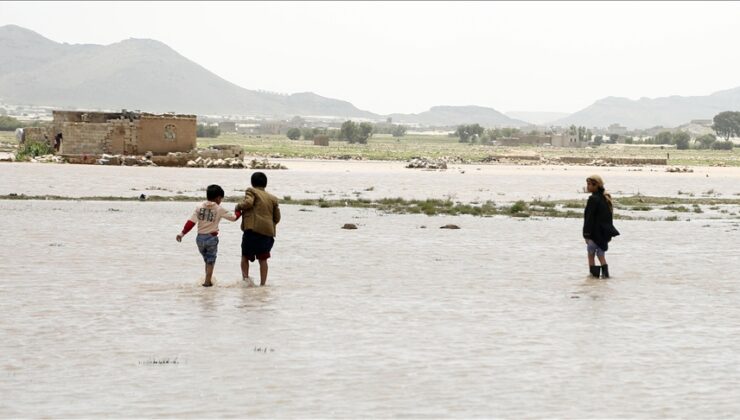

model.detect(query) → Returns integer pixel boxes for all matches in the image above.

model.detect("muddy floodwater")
[1,161,740,417]
[2,159,740,201]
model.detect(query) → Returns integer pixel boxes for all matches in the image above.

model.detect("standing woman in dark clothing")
[583,174,619,278]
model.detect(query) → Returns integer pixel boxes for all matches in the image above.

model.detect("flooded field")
[1,162,740,417]
[2,159,740,203]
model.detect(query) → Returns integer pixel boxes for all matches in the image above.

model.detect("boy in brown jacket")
[236,172,281,286]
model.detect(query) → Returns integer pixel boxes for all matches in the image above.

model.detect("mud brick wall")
[61,122,111,155]
[107,120,137,155]
[137,115,196,154]
[23,127,51,145]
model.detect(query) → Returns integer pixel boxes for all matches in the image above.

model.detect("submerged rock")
[440,224,460,229]
[341,223,358,230]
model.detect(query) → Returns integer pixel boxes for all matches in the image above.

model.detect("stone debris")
[341,223,358,229]
[29,154,65,164]
[440,224,461,229]
[406,157,448,170]
[666,166,694,173]
[121,155,157,166]
[247,158,287,170]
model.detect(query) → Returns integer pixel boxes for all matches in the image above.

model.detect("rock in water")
[341,223,358,230]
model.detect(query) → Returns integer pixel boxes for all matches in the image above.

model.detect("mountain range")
[1,24,740,129]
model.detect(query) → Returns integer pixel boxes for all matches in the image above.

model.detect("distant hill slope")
[554,88,740,129]
[505,111,569,126]
[0,25,377,118]
[389,105,529,128]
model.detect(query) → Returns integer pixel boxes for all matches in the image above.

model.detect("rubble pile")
[29,154,65,164]
[97,154,155,166]
[185,157,287,169]
[666,166,694,173]
[406,157,447,170]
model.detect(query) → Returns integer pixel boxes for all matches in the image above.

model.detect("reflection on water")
[1,189,739,416]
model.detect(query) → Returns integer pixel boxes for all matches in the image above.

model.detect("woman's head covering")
[586,174,613,212]
[587,174,604,188]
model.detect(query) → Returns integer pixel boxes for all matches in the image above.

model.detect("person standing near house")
[583,174,620,278]
[53,132,63,152]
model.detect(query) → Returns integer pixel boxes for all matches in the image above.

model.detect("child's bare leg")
[203,263,214,287]
[597,255,607,266]
[258,259,268,286]
[241,256,250,279]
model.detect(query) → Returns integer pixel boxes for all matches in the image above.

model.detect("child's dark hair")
[251,172,267,188]
[206,184,225,201]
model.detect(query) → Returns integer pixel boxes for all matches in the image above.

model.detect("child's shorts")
[196,233,219,264]
[586,239,605,257]
[241,230,274,262]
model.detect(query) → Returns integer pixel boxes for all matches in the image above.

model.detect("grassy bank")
[3,193,739,221]
[199,133,740,167]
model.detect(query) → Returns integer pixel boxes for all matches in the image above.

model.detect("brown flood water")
[1,161,740,417]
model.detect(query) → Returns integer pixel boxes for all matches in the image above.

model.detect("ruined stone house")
[27,110,197,155]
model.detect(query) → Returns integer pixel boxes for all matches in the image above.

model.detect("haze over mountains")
[1,24,739,129]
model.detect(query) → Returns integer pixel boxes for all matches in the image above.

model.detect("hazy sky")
[2,1,739,115]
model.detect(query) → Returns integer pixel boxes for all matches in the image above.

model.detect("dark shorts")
[196,233,219,264]
[241,230,275,261]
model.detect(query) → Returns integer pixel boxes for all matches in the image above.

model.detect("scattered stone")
[666,166,694,173]
[28,154,65,164]
[248,158,287,170]
[440,224,460,229]
[341,223,358,229]
[406,157,448,170]
[139,194,147,201]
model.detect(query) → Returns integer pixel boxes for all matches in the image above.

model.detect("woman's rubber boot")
[600,265,609,279]
[589,265,600,278]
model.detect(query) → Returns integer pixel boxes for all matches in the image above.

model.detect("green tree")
[286,127,301,140]
[391,124,407,137]
[0,115,23,131]
[340,120,357,142]
[593,135,603,146]
[696,133,717,149]
[655,131,673,145]
[672,132,691,150]
[711,140,734,150]
[455,124,485,143]
[301,128,316,140]
[608,134,619,143]
[356,122,374,144]
[712,111,740,141]
[501,127,519,137]
[196,124,220,138]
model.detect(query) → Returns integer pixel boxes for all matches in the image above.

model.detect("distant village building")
[258,120,288,135]
[551,133,586,147]
[495,134,551,147]
[25,110,197,155]
[607,123,627,135]
[218,121,237,133]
